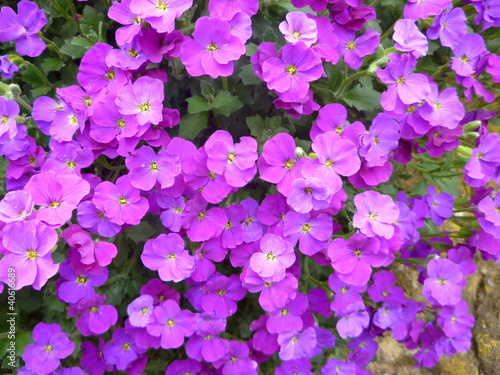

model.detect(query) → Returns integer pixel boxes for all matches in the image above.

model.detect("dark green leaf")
[343,86,381,112]
[239,64,261,85]
[41,58,65,74]
[20,66,46,87]
[200,80,215,98]
[246,115,264,137]
[186,96,211,114]
[179,112,208,140]
[212,92,243,117]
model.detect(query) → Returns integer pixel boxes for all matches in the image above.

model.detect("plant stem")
[22,61,53,88]
[222,76,229,92]
[334,70,372,99]
[40,36,66,61]
[14,97,33,112]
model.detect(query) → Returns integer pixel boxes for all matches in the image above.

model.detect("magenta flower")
[77,201,122,238]
[202,274,246,317]
[130,0,193,33]
[262,42,323,102]
[287,177,331,213]
[0,55,18,79]
[204,130,258,188]
[277,327,316,360]
[420,86,464,129]
[141,233,194,282]
[24,171,90,226]
[336,26,380,69]
[93,175,149,226]
[147,299,197,349]
[279,12,318,47]
[115,76,164,125]
[422,258,463,305]
[0,190,34,223]
[208,0,258,20]
[302,131,360,193]
[57,260,108,304]
[108,0,143,46]
[0,97,19,139]
[267,293,308,334]
[427,6,467,49]
[127,295,154,328]
[0,221,58,290]
[392,19,428,58]
[283,212,332,256]
[22,323,74,375]
[249,233,296,281]
[180,17,246,78]
[180,195,227,242]
[80,338,108,375]
[0,1,47,57]
[359,113,400,167]
[126,145,181,191]
[451,33,486,77]
[353,191,400,239]
[335,302,370,339]
[258,133,307,196]
[69,293,118,336]
[103,328,146,371]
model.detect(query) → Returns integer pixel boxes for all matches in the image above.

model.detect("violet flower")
[279,12,318,47]
[353,191,400,239]
[422,258,463,305]
[249,233,296,282]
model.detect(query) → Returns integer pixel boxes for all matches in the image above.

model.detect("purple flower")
[427,6,467,48]
[0,1,47,57]
[287,177,331,213]
[77,201,122,238]
[377,53,431,113]
[57,260,108,304]
[22,323,74,375]
[283,212,332,256]
[353,191,400,239]
[202,274,246,317]
[0,55,18,79]
[115,76,164,125]
[93,175,149,226]
[166,359,202,375]
[258,133,307,196]
[42,140,94,176]
[438,300,474,337]
[127,295,154,328]
[279,12,318,47]
[141,233,194,282]
[359,113,400,167]
[180,17,246,78]
[335,302,370,339]
[126,145,181,191]
[425,186,454,227]
[249,233,296,281]
[277,327,316,360]
[420,86,464,129]
[328,234,391,286]
[81,338,108,375]
[393,19,428,58]
[302,131,360,194]
[328,273,366,312]
[451,33,487,77]
[0,190,33,223]
[422,258,463,305]
[464,133,500,185]
[147,299,197,349]
[0,98,19,139]
[262,42,323,102]
[240,198,266,243]
[204,130,258,188]
[69,293,118,336]
[368,270,407,305]
[180,195,227,242]
[267,293,308,334]
[185,333,230,363]
[336,26,380,69]
[103,328,146,371]
[404,0,450,20]
[208,0,259,20]
[478,193,500,238]
[130,0,193,33]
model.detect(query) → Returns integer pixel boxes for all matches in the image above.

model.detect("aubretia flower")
[202,274,246,317]
[0,1,47,57]
[208,0,259,20]
[249,233,296,281]
[115,76,164,125]
[422,258,463,305]
[359,113,400,167]
[81,338,108,375]
[22,323,74,375]
[0,221,59,290]
[180,195,227,241]
[451,33,487,77]
[0,97,19,139]
[277,327,316,360]
[130,0,193,33]
[279,12,318,47]
[393,19,428,58]
[57,260,108,304]
[262,42,323,102]
[69,293,118,336]
[353,191,400,239]
[335,302,370,339]
[420,86,464,129]
[425,186,454,227]
[427,6,467,48]
[0,190,34,223]
[287,177,331,213]
[147,299,197,349]
[180,17,246,78]
[141,233,194,282]
[336,26,380,69]
[0,55,18,79]
[103,328,146,371]
[258,133,307,196]
[127,295,154,327]
[283,212,332,256]
[404,0,450,20]
[93,175,149,226]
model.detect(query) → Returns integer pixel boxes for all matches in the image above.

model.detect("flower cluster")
[0,0,499,374]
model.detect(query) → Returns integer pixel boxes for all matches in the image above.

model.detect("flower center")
[138,102,151,112]
[174,207,182,214]
[204,335,213,341]
[105,69,116,80]
[141,307,149,314]
[76,275,88,284]
[437,278,446,284]
[460,55,469,63]
[280,309,289,316]
[29,157,37,166]
[406,105,416,114]
[433,102,441,109]
[157,1,168,10]
[44,345,53,353]
[304,187,312,194]
[368,212,377,219]
[264,282,273,287]
[286,65,298,76]
[285,160,294,170]
[128,49,139,57]
[167,253,177,260]
[266,252,276,260]
[116,119,126,128]
[347,41,357,50]
[207,43,219,52]
[396,77,405,84]
[353,249,362,258]
[335,126,343,134]
[209,171,217,180]
[197,211,206,220]
[90,306,98,312]
[382,291,389,297]
[70,114,78,125]
[84,97,92,107]
[26,250,38,260]
[301,223,312,233]
[66,161,77,169]
[291,336,298,343]
[325,159,334,168]
[292,31,301,39]
[167,319,175,327]
[1,115,9,123]
[49,201,61,208]
[122,343,131,351]
[227,151,236,163]
[217,289,226,296]
[225,221,233,229]
[118,197,128,206]
[340,287,348,294]
[245,217,253,226]
[149,161,159,171]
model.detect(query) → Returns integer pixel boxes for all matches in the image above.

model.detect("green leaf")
[60,37,94,59]
[179,112,208,140]
[212,92,243,117]
[343,86,381,112]
[200,80,215,98]
[20,66,46,87]
[246,115,264,137]
[41,58,65,74]
[125,222,156,244]
[239,64,261,85]
[186,96,211,114]
[31,86,52,98]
